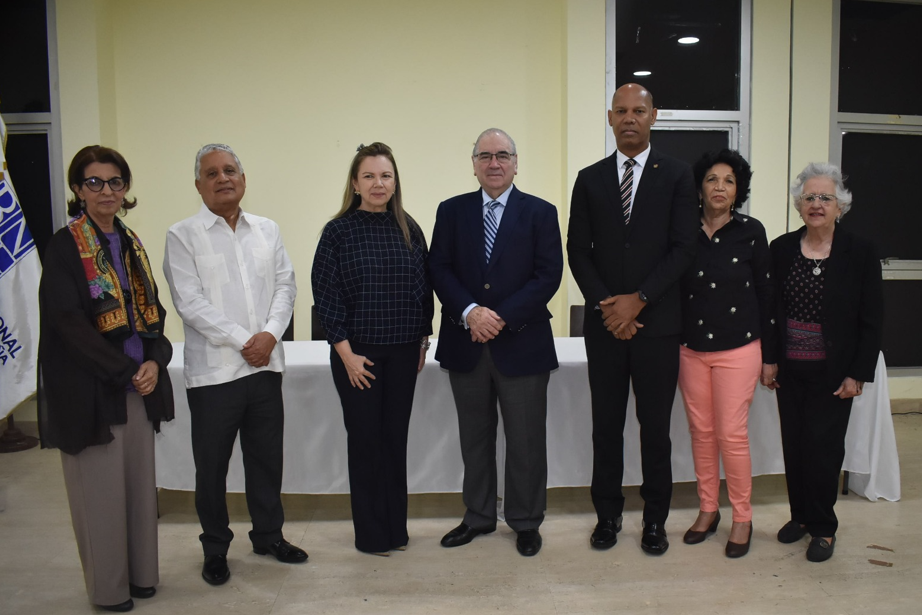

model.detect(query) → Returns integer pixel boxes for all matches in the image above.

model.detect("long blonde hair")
[335,142,416,249]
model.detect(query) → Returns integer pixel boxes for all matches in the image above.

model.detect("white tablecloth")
[156,340,900,502]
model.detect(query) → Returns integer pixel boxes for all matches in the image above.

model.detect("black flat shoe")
[640,522,669,555]
[683,511,721,545]
[777,520,807,544]
[440,522,496,548]
[202,554,230,586]
[128,584,155,599]
[725,522,753,558]
[590,516,623,550]
[516,529,542,556]
[806,536,836,562]
[97,598,134,612]
[254,538,308,563]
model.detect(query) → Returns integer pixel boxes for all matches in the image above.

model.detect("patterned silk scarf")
[66,212,162,338]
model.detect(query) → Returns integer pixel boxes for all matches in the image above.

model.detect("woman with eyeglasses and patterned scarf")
[38,145,173,612]
[766,162,883,563]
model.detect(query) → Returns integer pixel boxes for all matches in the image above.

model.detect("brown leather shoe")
[683,511,720,545]
[725,522,753,558]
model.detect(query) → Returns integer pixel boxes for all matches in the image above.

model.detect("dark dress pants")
[331,341,419,553]
[448,345,549,533]
[187,371,285,556]
[776,365,853,537]
[585,316,679,525]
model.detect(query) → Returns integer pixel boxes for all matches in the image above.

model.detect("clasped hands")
[600,293,645,340]
[467,306,505,343]
[760,365,862,400]
[242,331,277,368]
[132,360,159,396]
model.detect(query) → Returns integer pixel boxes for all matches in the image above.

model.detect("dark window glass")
[4,133,53,260]
[839,0,922,116]
[615,0,741,110]
[0,0,51,114]
[650,129,731,168]
[881,281,922,368]
[839,132,922,261]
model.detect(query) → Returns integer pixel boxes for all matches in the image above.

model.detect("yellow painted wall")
[52,0,840,344]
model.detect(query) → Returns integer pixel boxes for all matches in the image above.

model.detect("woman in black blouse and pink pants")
[677,150,777,558]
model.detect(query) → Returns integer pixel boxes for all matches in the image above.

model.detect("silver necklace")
[811,256,826,276]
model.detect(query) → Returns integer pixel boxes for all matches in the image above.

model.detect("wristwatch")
[638,289,650,304]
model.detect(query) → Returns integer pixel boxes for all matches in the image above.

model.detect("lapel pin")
[653,164,659,168]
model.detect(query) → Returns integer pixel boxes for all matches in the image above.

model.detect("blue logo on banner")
[0,179,36,278]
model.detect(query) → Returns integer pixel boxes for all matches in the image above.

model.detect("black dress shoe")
[683,511,721,545]
[97,598,134,612]
[640,522,669,555]
[806,536,836,562]
[254,538,309,563]
[440,522,496,548]
[202,554,230,586]
[128,584,156,599]
[590,516,623,550]
[725,522,753,558]
[516,529,542,556]
[777,520,808,544]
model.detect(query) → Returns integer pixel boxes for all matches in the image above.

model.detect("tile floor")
[1,414,920,614]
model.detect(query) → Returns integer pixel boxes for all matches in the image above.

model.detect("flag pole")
[0,415,39,453]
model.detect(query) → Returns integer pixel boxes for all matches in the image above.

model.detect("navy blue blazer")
[428,186,563,376]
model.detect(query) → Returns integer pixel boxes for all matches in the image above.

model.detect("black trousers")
[585,319,679,525]
[330,341,419,553]
[776,366,853,537]
[187,371,285,556]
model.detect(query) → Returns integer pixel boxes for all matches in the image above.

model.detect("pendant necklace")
[811,257,825,276]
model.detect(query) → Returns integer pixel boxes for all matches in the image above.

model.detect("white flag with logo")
[0,115,42,418]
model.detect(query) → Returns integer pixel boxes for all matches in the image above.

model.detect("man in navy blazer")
[429,128,563,557]
[568,84,698,555]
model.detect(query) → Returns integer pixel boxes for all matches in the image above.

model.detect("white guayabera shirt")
[163,203,296,389]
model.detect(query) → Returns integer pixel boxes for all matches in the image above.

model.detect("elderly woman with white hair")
[765,162,883,562]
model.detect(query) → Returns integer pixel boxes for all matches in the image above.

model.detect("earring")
[354,190,360,195]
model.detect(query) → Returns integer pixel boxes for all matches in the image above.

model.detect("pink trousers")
[678,341,762,522]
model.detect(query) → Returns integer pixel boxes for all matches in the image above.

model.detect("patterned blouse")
[782,250,828,362]
[311,209,433,346]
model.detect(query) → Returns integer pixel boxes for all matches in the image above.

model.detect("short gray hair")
[472,128,517,156]
[791,162,853,217]
[194,143,244,180]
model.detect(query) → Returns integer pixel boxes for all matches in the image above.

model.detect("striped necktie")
[620,158,636,225]
[484,200,500,263]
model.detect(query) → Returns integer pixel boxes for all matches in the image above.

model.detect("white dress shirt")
[163,204,296,388]
[616,144,652,218]
[461,184,514,327]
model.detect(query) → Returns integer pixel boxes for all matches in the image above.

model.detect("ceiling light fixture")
[678,36,700,45]
[633,70,652,77]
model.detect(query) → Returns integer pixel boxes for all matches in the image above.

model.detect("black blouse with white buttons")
[680,210,777,362]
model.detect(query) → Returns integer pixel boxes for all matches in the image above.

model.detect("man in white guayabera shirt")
[163,143,306,587]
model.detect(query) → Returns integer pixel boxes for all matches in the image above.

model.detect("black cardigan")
[37,221,174,455]
[770,225,883,389]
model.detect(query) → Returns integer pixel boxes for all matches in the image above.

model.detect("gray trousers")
[61,393,158,606]
[448,346,549,532]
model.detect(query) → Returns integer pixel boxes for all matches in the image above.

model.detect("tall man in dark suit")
[429,128,563,557]
[567,84,698,555]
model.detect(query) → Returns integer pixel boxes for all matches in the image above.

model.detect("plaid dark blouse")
[311,209,433,345]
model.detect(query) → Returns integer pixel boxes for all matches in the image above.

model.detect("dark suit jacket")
[567,149,698,337]
[770,226,883,388]
[428,186,563,376]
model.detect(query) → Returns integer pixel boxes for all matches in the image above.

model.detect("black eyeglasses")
[474,151,516,163]
[83,176,127,192]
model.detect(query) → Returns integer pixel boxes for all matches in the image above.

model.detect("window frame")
[605,0,753,207]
